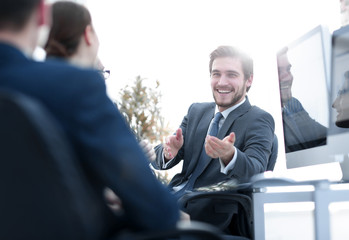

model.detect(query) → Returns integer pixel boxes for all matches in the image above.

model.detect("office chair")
[179,134,279,240]
[0,89,224,240]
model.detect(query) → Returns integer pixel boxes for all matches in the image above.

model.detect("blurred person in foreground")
[44,1,99,68]
[44,1,155,162]
[0,0,180,238]
[153,45,275,233]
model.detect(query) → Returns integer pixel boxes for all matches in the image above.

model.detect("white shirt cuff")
[219,147,238,174]
[162,153,174,168]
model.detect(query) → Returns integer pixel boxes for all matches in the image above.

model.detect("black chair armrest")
[114,220,225,240]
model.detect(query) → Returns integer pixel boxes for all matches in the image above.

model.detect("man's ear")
[83,25,94,46]
[246,74,253,88]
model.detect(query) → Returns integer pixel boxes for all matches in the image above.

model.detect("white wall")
[85,0,341,176]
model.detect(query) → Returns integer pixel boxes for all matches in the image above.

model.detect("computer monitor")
[276,25,333,169]
[328,24,349,181]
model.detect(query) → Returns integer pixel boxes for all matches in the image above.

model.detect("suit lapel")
[187,99,252,180]
[217,98,252,139]
[197,99,252,176]
[187,104,215,174]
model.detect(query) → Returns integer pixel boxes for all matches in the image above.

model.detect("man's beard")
[213,88,245,109]
[336,119,349,128]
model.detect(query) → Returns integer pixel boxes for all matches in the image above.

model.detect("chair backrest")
[266,134,278,171]
[0,89,115,240]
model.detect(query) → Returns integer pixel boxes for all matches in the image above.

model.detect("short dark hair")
[0,0,41,31]
[45,1,92,58]
[209,45,253,80]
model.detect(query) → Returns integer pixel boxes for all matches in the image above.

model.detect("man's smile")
[217,89,233,94]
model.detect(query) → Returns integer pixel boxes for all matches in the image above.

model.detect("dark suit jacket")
[0,43,179,235]
[154,99,274,233]
[155,99,275,188]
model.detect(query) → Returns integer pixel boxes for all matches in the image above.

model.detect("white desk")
[252,179,349,240]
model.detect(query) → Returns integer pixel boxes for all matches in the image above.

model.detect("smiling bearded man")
[152,45,276,234]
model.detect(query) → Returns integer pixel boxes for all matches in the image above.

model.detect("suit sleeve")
[228,108,275,182]
[66,71,179,231]
[154,104,192,170]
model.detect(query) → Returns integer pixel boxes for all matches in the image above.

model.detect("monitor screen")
[276,25,332,169]
[329,25,349,177]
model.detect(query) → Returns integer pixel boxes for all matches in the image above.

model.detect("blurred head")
[0,0,46,55]
[332,71,349,128]
[209,46,253,112]
[277,47,294,105]
[44,1,99,67]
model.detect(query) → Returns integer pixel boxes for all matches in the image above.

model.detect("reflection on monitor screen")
[329,25,349,172]
[330,26,349,134]
[326,24,349,182]
[276,25,332,169]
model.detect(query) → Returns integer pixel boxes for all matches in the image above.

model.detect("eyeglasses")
[99,70,110,80]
